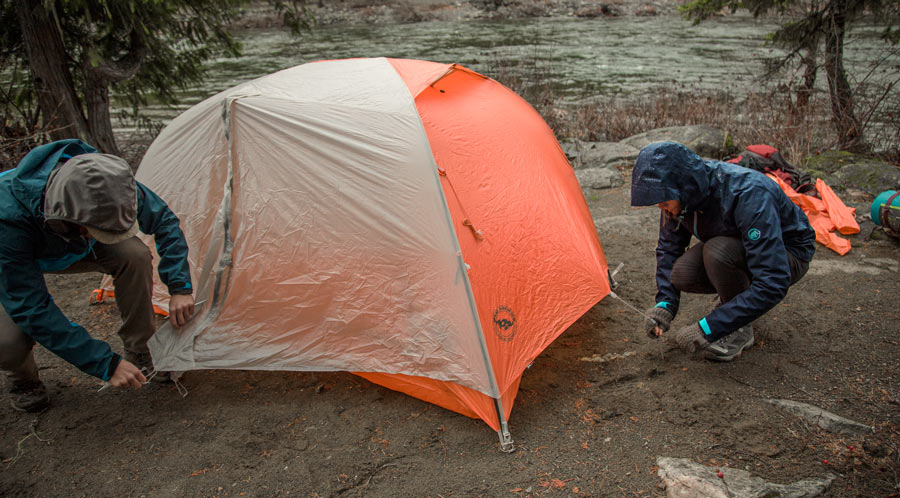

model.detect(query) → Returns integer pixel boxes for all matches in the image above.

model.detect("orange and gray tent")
[132,57,609,448]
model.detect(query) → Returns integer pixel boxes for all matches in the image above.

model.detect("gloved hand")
[644,306,674,338]
[675,323,709,353]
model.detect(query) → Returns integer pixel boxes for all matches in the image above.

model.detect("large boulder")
[802,151,900,195]
[574,167,625,190]
[620,125,735,159]
[562,140,640,170]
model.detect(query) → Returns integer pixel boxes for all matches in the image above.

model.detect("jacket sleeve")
[135,183,193,295]
[654,211,692,316]
[0,223,120,380]
[701,190,791,340]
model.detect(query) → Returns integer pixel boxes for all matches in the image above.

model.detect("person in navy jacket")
[0,140,195,412]
[632,141,815,361]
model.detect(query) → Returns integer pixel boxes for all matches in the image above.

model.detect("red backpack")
[728,145,816,195]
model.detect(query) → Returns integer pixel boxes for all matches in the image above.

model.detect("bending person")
[632,141,815,361]
[0,139,194,412]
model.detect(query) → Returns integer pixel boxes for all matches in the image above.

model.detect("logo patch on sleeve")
[747,228,761,241]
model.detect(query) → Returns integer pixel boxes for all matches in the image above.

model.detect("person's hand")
[675,323,709,353]
[168,294,195,328]
[645,306,673,338]
[109,360,147,389]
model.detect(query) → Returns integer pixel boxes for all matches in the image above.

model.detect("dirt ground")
[3,1,900,496]
[1,168,898,496]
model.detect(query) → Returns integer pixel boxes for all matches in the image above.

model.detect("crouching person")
[632,141,815,361]
[0,139,195,412]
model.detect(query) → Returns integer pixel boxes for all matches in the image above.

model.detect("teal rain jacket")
[0,140,192,380]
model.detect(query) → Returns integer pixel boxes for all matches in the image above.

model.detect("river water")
[124,13,893,131]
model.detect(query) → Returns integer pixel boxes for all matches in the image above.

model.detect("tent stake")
[497,424,514,453]
[495,398,515,453]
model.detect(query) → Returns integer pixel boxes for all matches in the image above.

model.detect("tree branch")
[84,29,148,83]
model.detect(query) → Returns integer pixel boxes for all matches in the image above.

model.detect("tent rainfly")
[120,58,610,450]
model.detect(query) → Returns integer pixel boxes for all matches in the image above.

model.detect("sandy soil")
[1,171,898,496]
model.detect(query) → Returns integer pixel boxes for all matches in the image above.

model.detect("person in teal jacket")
[0,139,195,412]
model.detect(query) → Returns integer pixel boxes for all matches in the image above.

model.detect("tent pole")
[416,99,510,450]
[494,398,514,453]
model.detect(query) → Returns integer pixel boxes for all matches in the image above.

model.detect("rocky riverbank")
[234,0,683,29]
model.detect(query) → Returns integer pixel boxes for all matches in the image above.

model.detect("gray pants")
[670,236,809,303]
[0,237,156,387]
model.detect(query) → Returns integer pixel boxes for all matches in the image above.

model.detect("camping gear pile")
[729,145,860,255]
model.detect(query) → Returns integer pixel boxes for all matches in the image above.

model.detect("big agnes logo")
[492,306,517,342]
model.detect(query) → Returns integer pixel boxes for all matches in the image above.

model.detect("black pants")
[670,236,809,303]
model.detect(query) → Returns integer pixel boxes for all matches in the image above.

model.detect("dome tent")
[132,58,609,449]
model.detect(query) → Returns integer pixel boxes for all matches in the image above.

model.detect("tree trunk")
[787,44,818,129]
[823,0,862,150]
[80,30,148,156]
[796,45,818,114]
[83,67,121,156]
[13,0,95,145]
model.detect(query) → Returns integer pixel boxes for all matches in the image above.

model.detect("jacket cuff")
[168,284,193,296]
[104,353,122,381]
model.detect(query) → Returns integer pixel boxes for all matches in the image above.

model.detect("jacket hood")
[8,139,97,218]
[43,153,138,243]
[630,141,711,209]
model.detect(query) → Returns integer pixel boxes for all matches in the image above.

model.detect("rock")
[574,4,621,17]
[560,140,582,162]
[802,151,900,195]
[765,399,875,435]
[584,142,641,169]
[562,140,639,169]
[575,167,624,190]
[634,4,658,16]
[620,125,735,159]
[657,456,835,498]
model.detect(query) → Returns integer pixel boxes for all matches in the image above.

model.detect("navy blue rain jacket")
[0,140,192,380]
[631,142,815,341]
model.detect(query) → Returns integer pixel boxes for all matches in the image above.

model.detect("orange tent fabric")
[766,174,859,255]
[108,58,609,447]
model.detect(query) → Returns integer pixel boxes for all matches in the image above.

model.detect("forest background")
[1,0,899,171]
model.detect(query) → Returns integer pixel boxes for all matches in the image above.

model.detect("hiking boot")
[9,380,51,413]
[124,351,171,383]
[702,325,755,362]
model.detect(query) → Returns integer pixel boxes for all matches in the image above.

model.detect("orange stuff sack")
[766,174,854,255]
[816,178,860,235]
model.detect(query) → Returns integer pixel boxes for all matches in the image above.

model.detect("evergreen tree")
[2,0,307,154]
[681,0,900,151]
